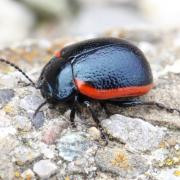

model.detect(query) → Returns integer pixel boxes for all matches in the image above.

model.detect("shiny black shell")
[38,38,153,103]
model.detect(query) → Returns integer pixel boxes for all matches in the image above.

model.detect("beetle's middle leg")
[84,101,108,145]
[69,95,82,127]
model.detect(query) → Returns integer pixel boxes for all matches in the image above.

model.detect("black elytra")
[37,37,153,102]
[1,37,177,144]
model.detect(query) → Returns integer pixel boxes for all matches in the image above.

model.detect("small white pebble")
[33,160,57,179]
[88,127,101,140]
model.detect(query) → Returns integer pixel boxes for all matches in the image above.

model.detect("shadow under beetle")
[0,37,178,144]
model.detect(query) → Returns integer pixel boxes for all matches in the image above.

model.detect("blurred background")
[1,0,180,47]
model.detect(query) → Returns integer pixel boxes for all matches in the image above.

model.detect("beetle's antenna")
[0,58,36,87]
[33,100,47,119]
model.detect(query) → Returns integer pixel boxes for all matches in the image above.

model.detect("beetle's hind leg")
[108,99,180,114]
[100,102,112,117]
[84,101,108,145]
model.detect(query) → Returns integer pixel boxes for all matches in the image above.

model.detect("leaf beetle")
[0,37,174,143]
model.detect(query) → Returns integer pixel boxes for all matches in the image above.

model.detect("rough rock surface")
[95,147,149,178]
[0,29,180,179]
[102,114,166,152]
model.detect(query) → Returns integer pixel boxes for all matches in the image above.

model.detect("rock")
[21,169,35,180]
[95,147,149,178]
[0,156,14,180]
[19,95,45,128]
[42,118,69,145]
[30,111,45,129]
[14,115,32,131]
[20,95,44,112]
[13,146,41,165]
[33,160,58,179]
[39,143,55,159]
[57,132,93,161]
[0,89,14,108]
[88,127,101,140]
[41,147,55,159]
[102,114,165,152]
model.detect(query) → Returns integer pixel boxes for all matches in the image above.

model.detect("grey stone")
[13,146,41,165]
[0,89,14,108]
[14,115,32,131]
[102,114,165,152]
[57,132,93,161]
[95,147,149,178]
[20,95,44,112]
[30,111,45,129]
[33,160,58,179]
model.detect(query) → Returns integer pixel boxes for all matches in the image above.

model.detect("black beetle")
[0,37,174,142]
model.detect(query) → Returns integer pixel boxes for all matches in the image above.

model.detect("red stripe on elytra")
[75,79,153,100]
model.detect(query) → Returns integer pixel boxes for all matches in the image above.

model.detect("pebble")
[30,111,45,129]
[33,160,58,179]
[21,169,35,180]
[95,147,149,178]
[20,95,44,112]
[39,143,55,159]
[0,89,14,108]
[14,115,32,131]
[102,114,165,152]
[57,132,93,161]
[88,127,101,140]
[42,119,69,145]
[13,146,41,165]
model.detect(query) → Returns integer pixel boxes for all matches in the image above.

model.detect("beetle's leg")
[84,101,108,145]
[70,106,76,128]
[108,99,180,114]
[70,95,83,128]
[100,102,112,117]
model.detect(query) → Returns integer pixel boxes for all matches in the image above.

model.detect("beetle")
[0,37,174,143]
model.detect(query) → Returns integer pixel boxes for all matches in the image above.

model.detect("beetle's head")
[36,55,64,104]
